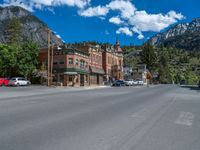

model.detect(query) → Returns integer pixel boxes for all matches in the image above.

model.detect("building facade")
[88,45,105,86]
[102,39,123,82]
[76,45,105,86]
[39,47,90,87]
[38,39,124,86]
[132,64,148,85]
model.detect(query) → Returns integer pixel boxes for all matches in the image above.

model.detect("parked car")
[0,77,9,86]
[124,79,133,86]
[136,79,144,85]
[8,77,31,86]
[132,80,139,85]
[112,80,125,86]
[198,80,200,88]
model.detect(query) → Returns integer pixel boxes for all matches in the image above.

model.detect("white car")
[136,79,144,85]
[132,80,139,85]
[124,80,133,86]
[132,79,144,86]
[8,77,31,86]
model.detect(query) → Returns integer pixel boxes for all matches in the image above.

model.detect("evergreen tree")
[141,42,157,71]
[5,17,22,44]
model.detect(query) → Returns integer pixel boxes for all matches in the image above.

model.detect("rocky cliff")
[0,6,64,47]
[149,18,200,51]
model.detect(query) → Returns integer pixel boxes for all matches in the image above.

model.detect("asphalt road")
[0,85,200,150]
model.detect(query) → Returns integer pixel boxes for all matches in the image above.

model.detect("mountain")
[0,6,64,47]
[149,18,200,51]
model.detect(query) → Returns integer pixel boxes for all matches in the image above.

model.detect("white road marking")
[175,111,194,126]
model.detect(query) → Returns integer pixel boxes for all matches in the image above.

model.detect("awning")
[64,72,78,75]
[90,66,105,75]
[55,68,89,75]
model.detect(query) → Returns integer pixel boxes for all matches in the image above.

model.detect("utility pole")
[50,45,54,86]
[47,28,51,87]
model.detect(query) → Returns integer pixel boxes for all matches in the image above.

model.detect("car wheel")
[17,83,20,87]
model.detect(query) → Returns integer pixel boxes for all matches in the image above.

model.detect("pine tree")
[5,17,22,44]
[141,42,157,71]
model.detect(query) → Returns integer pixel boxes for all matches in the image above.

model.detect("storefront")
[63,68,89,87]
[89,66,105,86]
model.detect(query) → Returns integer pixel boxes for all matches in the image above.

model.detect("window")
[68,58,73,64]
[59,61,64,64]
[53,61,58,65]
[85,62,88,67]
[43,60,48,65]
[76,59,79,65]
[96,55,98,61]
[68,76,73,82]
[108,56,112,64]
[80,60,85,67]
[85,75,89,83]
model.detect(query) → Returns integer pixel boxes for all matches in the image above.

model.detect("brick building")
[102,39,123,82]
[39,46,90,86]
[75,44,105,86]
[38,39,124,86]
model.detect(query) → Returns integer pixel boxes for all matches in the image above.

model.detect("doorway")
[80,74,84,86]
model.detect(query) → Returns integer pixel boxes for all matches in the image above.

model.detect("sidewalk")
[0,85,110,100]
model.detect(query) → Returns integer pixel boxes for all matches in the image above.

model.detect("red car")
[0,78,9,86]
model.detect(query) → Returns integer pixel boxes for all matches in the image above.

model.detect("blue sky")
[0,0,199,45]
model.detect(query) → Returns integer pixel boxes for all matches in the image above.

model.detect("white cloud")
[129,10,184,32]
[167,10,185,20]
[137,34,144,40]
[0,0,90,11]
[52,0,90,9]
[77,0,184,39]
[0,0,34,12]
[116,27,133,36]
[107,0,136,19]
[79,5,109,17]
[109,16,123,25]
[132,27,144,39]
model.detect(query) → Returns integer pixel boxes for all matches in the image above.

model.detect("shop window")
[68,76,73,82]
[76,76,79,83]
[60,75,64,82]
[85,75,89,83]
[68,58,73,64]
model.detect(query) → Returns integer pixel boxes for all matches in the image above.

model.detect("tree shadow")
[180,85,200,92]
